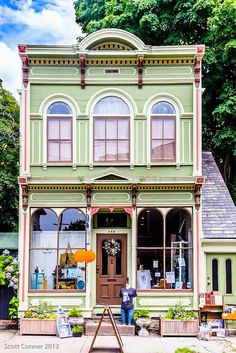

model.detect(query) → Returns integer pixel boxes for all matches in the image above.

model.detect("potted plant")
[160,303,199,337]
[68,307,84,326]
[134,309,151,336]
[72,324,84,337]
[20,300,56,335]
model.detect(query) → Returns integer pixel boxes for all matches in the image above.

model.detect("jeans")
[121,308,134,325]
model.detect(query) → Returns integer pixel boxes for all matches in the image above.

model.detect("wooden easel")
[88,306,124,353]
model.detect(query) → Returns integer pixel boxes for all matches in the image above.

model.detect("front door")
[206,253,236,305]
[96,234,127,305]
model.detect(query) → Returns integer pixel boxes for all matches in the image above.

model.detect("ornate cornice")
[27,184,195,191]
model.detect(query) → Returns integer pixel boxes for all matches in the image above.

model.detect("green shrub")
[72,324,84,333]
[175,348,197,353]
[165,303,196,320]
[133,309,150,321]
[68,307,82,317]
[24,300,55,319]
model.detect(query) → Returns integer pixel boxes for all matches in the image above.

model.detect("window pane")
[102,241,108,275]
[60,142,72,161]
[30,249,57,290]
[48,142,59,161]
[152,101,175,114]
[32,209,58,232]
[118,141,129,161]
[166,249,192,290]
[94,140,105,161]
[57,252,85,290]
[48,102,72,115]
[106,141,117,161]
[166,208,192,247]
[94,96,130,115]
[164,118,175,139]
[212,259,218,291]
[138,209,163,247]
[116,241,122,275]
[137,249,164,289]
[59,209,85,231]
[31,230,58,249]
[152,119,162,139]
[118,119,129,139]
[94,119,105,139]
[163,140,175,160]
[106,119,117,139]
[48,119,59,140]
[226,259,232,294]
[152,140,163,160]
[60,119,71,140]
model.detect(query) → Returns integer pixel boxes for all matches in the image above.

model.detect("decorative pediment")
[79,29,146,51]
[81,167,140,184]
[90,41,132,51]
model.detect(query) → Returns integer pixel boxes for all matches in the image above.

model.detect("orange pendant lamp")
[74,249,96,263]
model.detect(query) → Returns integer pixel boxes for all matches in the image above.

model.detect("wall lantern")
[74,249,96,263]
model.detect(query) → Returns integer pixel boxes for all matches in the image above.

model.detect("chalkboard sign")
[88,306,124,353]
[56,306,72,339]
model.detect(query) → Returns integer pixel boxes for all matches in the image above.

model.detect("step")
[85,322,135,336]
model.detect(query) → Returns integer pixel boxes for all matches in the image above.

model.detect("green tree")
[0,82,20,231]
[74,0,236,202]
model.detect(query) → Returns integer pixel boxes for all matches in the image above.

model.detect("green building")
[17,29,236,317]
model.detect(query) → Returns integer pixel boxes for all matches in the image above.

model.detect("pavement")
[1,330,236,353]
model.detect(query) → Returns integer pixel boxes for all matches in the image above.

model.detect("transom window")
[47,101,72,162]
[93,96,130,162]
[151,101,176,162]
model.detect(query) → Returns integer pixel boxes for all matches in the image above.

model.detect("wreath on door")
[103,239,121,256]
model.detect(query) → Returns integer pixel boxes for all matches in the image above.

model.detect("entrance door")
[206,254,236,305]
[96,234,127,305]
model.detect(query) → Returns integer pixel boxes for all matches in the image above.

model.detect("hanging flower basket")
[103,239,121,256]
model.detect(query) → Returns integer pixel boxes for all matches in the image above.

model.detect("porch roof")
[202,152,236,238]
[0,233,18,250]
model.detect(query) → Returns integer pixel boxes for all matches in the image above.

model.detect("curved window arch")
[151,101,176,162]
[138,209,163,247]
[226,259,232,294]
[93,96,130,162]
[30,208,86,292]
[47,101,72,162]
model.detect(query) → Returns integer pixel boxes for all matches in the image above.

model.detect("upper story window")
[93,96,130,162]
[151,101,176,162]
[47,102,72,162]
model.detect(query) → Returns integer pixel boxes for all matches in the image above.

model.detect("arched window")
[30,208,86,291]
[47,101,72,162]
[212,259,219,291]
[151,101,176,162]
[93,96,130,162]
[226,259,232,294]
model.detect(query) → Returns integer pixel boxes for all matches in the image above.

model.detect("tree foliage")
[75,0,236,202]
[0,84,20,231]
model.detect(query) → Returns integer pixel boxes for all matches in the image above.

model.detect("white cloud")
[0,0,82,98]
[0,42,21,98]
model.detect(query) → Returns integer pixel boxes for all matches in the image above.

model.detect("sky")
[0,0,82,98]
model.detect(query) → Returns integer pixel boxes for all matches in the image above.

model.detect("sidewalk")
[1,330,236,353]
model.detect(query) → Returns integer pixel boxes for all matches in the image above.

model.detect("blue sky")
[0,0,82,97]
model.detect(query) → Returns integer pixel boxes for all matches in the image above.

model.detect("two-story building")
[17,29,236,317]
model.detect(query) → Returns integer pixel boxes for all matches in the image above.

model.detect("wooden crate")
[20,318,56,335]
[160,319,199,337]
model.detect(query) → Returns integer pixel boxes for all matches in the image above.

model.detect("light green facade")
[18,29,210,317]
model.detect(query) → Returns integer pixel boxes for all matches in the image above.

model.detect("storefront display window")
[30,208,86,291]
[137,208,192,290]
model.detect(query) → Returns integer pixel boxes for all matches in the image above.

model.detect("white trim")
[41,96,78,166]
[87,89,137,166]
[145,94,183,165]
[78,28,145,51]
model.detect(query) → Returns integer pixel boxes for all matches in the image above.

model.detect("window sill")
[28,290,86,294]
[137,289,193,294]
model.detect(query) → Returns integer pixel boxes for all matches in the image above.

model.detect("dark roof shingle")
[202,152,236,238]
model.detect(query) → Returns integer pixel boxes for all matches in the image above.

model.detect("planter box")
[160,319,199,337]
[20,318,56,335]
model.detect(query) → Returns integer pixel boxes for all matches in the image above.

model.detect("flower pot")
[136,318,152,336]
[73,332,82,337]
[160,318,199,337]
[20,318,56,335]
[69,317,84,326]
